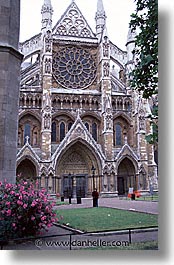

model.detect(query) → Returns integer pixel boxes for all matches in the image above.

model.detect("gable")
[115,144,139,162]
[52,114,105,168]
[52,1,96,39]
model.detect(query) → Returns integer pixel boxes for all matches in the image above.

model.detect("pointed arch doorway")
[16,158,37,182]
[55,141,101,198]
[117,157,137,195]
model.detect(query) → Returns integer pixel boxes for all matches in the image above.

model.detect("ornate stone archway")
[16,158,37,182]
[117,157,136,195]
[55,141,102,197]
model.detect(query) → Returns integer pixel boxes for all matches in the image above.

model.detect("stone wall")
[0,0,23,183]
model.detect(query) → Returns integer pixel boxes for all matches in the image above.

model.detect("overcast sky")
[20,0,136,50]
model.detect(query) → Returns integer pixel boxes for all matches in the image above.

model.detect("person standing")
[92,188,99,207]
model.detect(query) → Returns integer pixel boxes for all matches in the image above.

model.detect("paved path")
[56,197,158,215]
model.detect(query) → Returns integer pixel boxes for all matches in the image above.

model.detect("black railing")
[0,225,158,250]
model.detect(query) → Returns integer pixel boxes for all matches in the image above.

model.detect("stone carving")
[103,62,110,77]
[45,58,52,74]
[103,36,109,57]
[45,30,52,53]
[44,113,51,129]
[53,46,97,89]
[139,109,146,131]
[55,2,94,38]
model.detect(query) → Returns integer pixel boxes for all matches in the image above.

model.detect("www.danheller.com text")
[35,238,129,248]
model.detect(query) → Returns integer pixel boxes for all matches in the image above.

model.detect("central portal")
[56,141,100,197]
[62,174,87,198]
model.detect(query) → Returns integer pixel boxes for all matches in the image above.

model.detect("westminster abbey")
[16,0,158,197]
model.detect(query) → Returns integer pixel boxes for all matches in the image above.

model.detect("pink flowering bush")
[0,180,58,240]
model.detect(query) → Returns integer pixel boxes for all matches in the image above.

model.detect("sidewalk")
[56,197,158,214]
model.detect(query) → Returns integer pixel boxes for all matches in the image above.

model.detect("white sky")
[20,0,136,50]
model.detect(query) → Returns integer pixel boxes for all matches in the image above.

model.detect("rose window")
[53,47,97,89]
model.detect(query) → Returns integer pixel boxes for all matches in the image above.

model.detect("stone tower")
[0,0,23,183]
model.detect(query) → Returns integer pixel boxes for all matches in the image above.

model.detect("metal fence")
[0,225,158,250]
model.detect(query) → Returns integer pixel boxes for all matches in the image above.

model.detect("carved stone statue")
[103,62,110,77]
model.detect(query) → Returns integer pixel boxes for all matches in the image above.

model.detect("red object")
[128,191,141,198]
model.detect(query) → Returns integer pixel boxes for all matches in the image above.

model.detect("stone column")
[0,0,23,183]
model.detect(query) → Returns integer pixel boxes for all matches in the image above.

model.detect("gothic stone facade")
[17,0,158,197]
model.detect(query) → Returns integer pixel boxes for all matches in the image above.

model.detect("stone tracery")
[53,46,97,89]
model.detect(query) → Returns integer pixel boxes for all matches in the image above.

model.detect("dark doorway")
[63,175,86,198]
[117,158,136,195]
[117,177,125,195]
[16,159,37,182]
[76,176,86,198]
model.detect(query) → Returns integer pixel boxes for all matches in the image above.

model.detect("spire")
[95,0,106,41]
[126,27,136,62]
[41,0,53,31]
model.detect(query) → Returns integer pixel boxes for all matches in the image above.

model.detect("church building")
[17,0,158,197]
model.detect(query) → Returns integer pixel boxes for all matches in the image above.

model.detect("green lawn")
[56,207,158,232]
[119,195,158,202]
[83,241,158,250]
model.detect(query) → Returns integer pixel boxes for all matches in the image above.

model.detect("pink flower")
[31,201,36,207]
[31,216,35,221]
[23,204,28,209]
[6,201,11,207]
[41,216,46,221]
[12,223,16,227]
[6,209,11,216]
[17,200,23,206]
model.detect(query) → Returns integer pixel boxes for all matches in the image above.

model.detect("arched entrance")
[16,158,37,182]
[117,157,137,195]
[55,141,101,198]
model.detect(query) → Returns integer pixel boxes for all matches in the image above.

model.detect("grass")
[82,241,158,250]
[56,201,69,206]
[136,195,158,201]
[119,195,158,202]
[56,207,158,232]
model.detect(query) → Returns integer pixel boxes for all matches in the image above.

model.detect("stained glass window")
[60,122,65,141]
[24,123,30,144]
[53,46,97,89]
[51,122,57,142]
[92,122,97,141]
[116,124,122,146]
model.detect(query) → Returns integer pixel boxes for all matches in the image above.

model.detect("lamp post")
[68,173,72,204]
[91,165,96,191]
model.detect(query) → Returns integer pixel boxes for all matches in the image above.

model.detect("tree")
[129,0,158,144]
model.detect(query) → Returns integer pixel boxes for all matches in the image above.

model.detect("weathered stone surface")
[0,0,23,183]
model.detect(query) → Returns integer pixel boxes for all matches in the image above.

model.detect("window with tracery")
[51,122,57,142]
[92,122,97,141]
[116,123,122,146]
[53,46,97,89]
[60,122,66,141]
[18,116,41,147]
[83,118,99,142]
[24,123,31,144]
